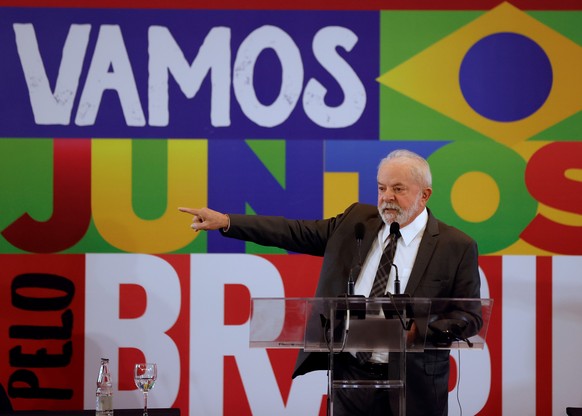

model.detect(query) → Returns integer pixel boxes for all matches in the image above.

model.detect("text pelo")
[8,273,75,400]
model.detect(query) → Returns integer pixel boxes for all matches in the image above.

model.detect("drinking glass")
[134,363,157,416]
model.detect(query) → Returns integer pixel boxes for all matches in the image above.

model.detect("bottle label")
[96,395,113,416]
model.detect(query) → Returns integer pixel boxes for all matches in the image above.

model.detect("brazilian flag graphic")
[378,2,582,254]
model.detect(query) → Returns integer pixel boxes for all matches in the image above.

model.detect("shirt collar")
[399,208,428,246]
[379,208,428,246]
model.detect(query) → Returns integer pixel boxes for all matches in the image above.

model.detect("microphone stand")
[393,263,401,295]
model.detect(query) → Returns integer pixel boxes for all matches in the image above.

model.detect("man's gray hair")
[378,149,432,188]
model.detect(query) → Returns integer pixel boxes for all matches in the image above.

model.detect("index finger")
[178,207,199,215]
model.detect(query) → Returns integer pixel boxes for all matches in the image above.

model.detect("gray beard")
[378,196,422,226]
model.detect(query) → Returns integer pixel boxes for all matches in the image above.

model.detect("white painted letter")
[14,23,90,125]
[148,26,231,127]
[76,25,145,126]
[84,254,180,410]
[189,254,325,415]
[304,26,366,128]
[233,25,303,128]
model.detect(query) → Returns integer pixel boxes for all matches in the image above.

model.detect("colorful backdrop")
[1,1,581,415]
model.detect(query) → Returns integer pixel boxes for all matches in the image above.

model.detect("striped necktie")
[356,224,401,364]
[369,239,397,297]
[369,224,401,298]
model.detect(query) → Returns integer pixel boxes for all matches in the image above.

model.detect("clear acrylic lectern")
[249,296,493,416]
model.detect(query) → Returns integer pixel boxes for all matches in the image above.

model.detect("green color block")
[246,139,286,188]
[132,139,168,220]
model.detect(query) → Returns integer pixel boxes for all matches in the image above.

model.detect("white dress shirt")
[352,208,428,362]
[354,208,428,297]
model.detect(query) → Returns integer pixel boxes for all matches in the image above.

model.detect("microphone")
[348,223,365,295]
[389,221,400,238]
[355,222,365,261]
[388,222,401,295]
[392,263,401,295]
[383,222,411,330]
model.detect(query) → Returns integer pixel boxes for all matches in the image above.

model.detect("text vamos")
[14,23,368,131]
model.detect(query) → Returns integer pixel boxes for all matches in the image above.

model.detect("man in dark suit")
[179,149,481,415]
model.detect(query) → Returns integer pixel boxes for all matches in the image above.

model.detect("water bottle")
[96,358,114,416]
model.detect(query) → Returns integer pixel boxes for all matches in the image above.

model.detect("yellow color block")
[324,172,359,219]
[92,139,208,253]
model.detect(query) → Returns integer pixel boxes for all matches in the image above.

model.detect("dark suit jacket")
[224,202,481,416]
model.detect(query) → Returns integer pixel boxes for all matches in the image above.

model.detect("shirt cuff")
[222,214,231,233]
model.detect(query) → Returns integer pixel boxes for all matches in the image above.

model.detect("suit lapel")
[363,217,383,254]
[405,211,439,295]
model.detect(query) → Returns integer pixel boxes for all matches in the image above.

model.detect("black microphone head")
[390,222,400,237]
[354,223,365,241]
